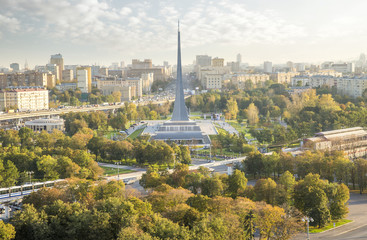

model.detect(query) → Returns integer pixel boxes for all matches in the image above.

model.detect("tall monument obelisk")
[171,21,189,121]
[152,22,209,145]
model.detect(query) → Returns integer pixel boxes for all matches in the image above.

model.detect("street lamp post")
[115,162,121,181]
[302,216,314,240]
[26,171,34,184]
[209,144,212,161]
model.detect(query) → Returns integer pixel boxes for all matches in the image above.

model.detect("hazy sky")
[1,0,367,68]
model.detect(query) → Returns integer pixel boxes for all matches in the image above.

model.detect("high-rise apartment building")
[62,69,74,81]
[50,54,64,81]
[46,64,59,81]
[196,55,212,67]
[264,61,273,73]
[237,54,242,64]
[76,66,92,93]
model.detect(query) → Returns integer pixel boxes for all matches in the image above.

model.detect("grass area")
[105,130,119,139]
[128,127,145,139]
[227,120,247,132]
[100,166,134,176]
[309,219,352,233]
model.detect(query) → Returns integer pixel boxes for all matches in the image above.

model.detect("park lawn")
[100,166,134,176]
[309,219,352,233]
[105,130,119,139]
[227,120,247,132]
[128,127,145,139]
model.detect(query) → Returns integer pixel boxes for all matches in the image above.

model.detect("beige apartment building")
[96,77,138,101]
[304,127,367,159]
[62,69,74,81]
[0,71,52,88]
[50,54,64,81]
[205,74,222,90]
[0,88,49,111]
[127,59,170,81]
[212,57,224,67]
[270,72,299,84]
[231,73,270,89]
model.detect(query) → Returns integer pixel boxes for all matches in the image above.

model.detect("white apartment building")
[291,75,336,88]
[337,77,367,98]
[77,69,88,93]
[291,75,367,98]
[126,77,143,98]
[205,74,222,90]
[331,63,355,73]
[141,73,154,93]
[0,88,49,111]
[198,66,230,87]
[96,77,140,101]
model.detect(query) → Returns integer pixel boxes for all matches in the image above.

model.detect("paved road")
[0,97,181,123]
[294,192,367,239]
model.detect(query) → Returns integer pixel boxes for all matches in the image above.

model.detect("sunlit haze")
[1,0,367,67]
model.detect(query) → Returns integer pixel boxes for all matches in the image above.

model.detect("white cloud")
[0,0,306,56]
[0,14,20,38]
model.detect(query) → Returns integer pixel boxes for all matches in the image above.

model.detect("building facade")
[205,74,222,90]
[62,69,74,81]
[0,88,49,111]
[0,71,50,88]
[25,118,64,132]
[50,54,64,81]
[76,66,92,93]
[304,127,367,159]
[264,61,273,73]
[231,73,270,89]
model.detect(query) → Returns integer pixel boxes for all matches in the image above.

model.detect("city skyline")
[2,0,367,68]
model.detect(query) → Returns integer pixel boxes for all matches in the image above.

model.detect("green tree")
[140,166,164,189]
[254,178,277,205]
[201,174,224,197]
[227,169,247,198]
[109,112,128,130]
[293,174,331,227]
[36,155,59,180]
[12,204,50,240]
[1,160,19,187]
[326,183,349,220]
[18,127,35,148]
[225,98,239,120]
[0,220,15,240]
[246,103,259,125]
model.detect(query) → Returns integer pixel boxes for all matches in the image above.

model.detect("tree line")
[187,84,367,145]
[140,163,349,229]
[4,178,302,240]
[0,125,191,186]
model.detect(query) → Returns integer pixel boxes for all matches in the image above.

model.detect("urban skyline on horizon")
[2,0,367,68]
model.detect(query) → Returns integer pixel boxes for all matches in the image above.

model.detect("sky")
[1,0,367,68]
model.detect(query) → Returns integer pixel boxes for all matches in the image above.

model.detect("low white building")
[25,118,64,132]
